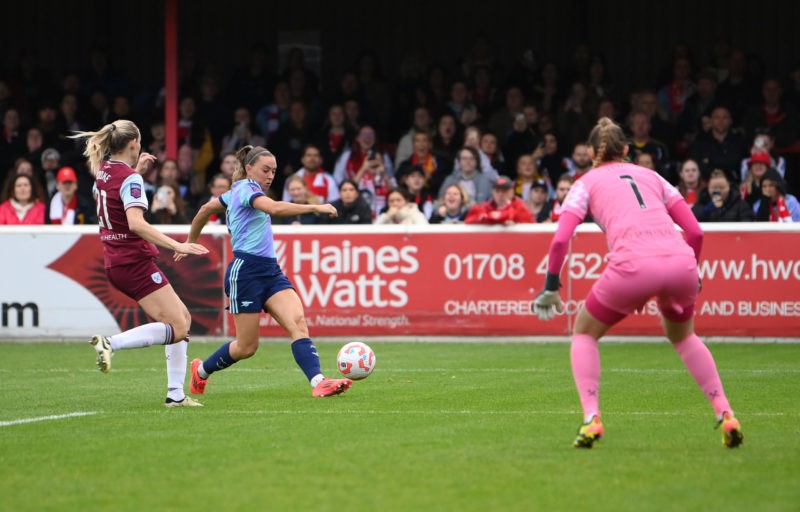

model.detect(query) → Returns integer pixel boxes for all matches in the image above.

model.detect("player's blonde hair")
[69,120,140,175]
[232,145,275,182]
[587,117,627,168]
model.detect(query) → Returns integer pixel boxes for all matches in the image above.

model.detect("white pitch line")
[0,411,97,427]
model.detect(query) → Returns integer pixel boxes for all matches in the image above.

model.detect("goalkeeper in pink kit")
[532,117,743,449]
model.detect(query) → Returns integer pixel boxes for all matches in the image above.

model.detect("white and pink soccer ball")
[337,342,376,380]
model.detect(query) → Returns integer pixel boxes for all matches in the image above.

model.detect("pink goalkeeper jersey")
[561,162,694,263]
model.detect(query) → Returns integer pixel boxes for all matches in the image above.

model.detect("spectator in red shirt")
[464,175,534,225]
[677,158,704,208]
[0,172,46,224]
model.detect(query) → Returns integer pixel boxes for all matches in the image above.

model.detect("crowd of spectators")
[1,36,799,225]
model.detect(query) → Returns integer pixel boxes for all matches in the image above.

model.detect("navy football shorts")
[224,251,294,314]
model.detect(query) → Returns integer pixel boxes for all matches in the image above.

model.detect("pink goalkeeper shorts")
[585,254,698,325]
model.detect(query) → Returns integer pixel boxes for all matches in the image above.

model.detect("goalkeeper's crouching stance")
[531,116,743,449]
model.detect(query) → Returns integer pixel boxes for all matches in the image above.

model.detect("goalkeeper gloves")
[531,272,564,321]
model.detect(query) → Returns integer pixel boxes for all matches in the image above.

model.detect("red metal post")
[164,0,178,159]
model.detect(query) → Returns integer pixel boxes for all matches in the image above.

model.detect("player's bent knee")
[294,314,309,331]
[287,322,309,340]
[170,317,191,342]
[237,341,259,359]
[288,310,306,326]
[173,326,190,342]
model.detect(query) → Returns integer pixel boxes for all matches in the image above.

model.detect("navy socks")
[202,342,237,376]
[291,338,322,381]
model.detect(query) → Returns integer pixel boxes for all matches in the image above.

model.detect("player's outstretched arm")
[173,198,225,261]
[253,195,338,219]
[187,198,225,243]
[125,207,209,256]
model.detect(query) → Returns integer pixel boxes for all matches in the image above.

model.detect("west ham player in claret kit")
[70,120,209,407]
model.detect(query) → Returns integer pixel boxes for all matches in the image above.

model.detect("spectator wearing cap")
[40,147,61,197]
[464,175,534,225]
[524,179,553,223]
[739,151,771,208]
[738,130,786,184]
[754,168,800,222]
[46,166,96,225]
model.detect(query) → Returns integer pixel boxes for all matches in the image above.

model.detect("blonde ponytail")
[69,120,140,175]
[587,116,627,167]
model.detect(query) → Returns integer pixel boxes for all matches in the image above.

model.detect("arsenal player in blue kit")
[181,145,352,398]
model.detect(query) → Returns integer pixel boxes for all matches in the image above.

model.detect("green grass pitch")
[0,341,797,512]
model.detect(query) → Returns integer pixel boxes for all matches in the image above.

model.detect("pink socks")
[673,334,731,416]
[571,334,601,421]
[571,332,733,421]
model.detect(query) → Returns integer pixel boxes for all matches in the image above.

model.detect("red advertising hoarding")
[1,225,797,339]
[251,225,800,338]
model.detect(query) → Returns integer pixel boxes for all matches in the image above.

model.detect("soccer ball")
[337,342,376,380]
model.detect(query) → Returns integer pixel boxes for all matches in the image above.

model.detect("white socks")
[165,340,188,401]
[108,322,171,351]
